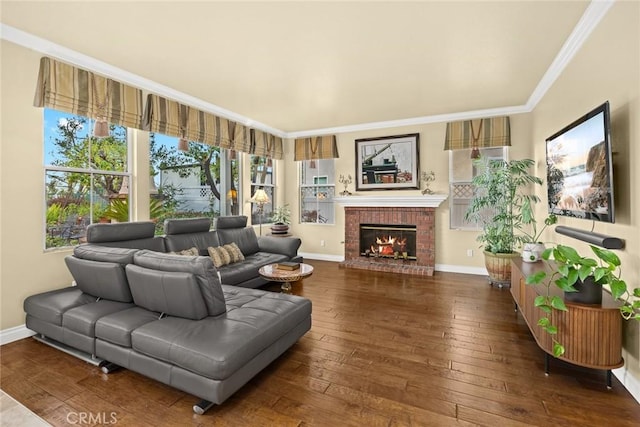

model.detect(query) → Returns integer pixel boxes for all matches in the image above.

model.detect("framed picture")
[355,133,420,191]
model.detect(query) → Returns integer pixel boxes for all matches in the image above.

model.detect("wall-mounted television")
[545,101,614,223]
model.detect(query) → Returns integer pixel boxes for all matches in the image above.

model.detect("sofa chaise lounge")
[23,216,311,414]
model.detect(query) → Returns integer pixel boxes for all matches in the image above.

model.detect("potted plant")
[270,204,291,235]
[520,213,558,263]
[464,157,543,286]
[526,244,640,357]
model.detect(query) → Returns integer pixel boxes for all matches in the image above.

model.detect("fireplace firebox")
[359,224,417,260]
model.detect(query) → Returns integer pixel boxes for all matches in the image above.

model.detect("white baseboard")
[435,263,488,276]
[299,252,344,262]
[0,324,35,345]
[613,367,640,404]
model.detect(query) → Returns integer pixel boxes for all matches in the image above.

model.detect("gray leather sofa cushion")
[131,290,312,380]
[214,215,248,229]
[126,264,209,320]
[164,217,211,235]
[215,217,260,256]
[65,256,133,302]
[258,236,302,259]
[85,221,165,251]
[74,245,138,264]
[96,307,160,347]
[164,232,219,255]
[63,300,133,336]
[23,287,96,325]
[218,252,288,286]
[132,250,226,316]
[87,221,156,242]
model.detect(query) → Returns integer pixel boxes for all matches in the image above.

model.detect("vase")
[483,250,520,287]
[522,243,545,263]
[564,276,602,305]
[270,224,289,235]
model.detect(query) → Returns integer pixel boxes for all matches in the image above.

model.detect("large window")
[249,156,275,225]
[150,135,240,231]
[449,147,508,229]
[44,109,129,249]
[300,159,335,224]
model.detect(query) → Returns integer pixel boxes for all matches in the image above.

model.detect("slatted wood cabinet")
[510,259,623,375]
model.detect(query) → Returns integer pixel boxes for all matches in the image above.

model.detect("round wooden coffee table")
[258,263,314,293]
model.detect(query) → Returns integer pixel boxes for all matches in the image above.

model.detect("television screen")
[546,101,614,223]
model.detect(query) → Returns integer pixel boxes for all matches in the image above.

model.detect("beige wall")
[1,41,73,330]
[529,1,640,389]
[289,116,533,268]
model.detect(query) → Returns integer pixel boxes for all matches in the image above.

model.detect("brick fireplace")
[335,195,448,276]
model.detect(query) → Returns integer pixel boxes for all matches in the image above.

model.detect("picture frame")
[355,133,420,191]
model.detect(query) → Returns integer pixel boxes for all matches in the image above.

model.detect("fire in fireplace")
[359,223,417,260]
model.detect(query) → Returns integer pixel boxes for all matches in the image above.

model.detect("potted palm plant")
[465,157,543,286]
[270,204,291,235]
[526,244,640,357]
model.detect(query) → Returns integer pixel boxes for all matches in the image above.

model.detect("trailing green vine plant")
[526,244,640,357]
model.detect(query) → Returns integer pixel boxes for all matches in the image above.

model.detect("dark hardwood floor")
[1,260,639,426]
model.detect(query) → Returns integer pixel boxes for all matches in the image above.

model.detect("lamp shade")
[249,189,270,204]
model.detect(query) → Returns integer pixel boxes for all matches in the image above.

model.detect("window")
[150,135,240,230]
[449,147,508,229]
[249,156,275,225]
[300,159,335,224]
[44,109,129,249]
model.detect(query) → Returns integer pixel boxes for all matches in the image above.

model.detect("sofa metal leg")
[100,362,121,374]
[193,400,214,415]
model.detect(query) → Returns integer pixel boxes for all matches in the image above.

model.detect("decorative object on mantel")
[355,133,419,191]
[339,174,353,196]
[420,171,435,195]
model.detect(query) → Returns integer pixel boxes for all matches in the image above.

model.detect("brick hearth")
[341,206,436,276]
[335,195,447,276]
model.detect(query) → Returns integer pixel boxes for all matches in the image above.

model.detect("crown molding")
[525,0,615,110]
[1,1,613,139]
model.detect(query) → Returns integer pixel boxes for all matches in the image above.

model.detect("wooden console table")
[510,259,623,387]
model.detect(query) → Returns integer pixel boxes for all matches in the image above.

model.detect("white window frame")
[43,109,131,250]
[449,147,508,230]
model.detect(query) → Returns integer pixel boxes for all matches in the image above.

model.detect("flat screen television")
[545,101,614,223]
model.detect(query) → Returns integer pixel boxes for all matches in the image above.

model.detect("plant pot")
[483,250,521,287]
[270,223,289,235]
[522,242,545,263]
[564,276,602,305]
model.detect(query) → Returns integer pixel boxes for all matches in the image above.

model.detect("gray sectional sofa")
[23,216,311,414]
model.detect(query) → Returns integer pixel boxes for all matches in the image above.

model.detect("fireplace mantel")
[334,194,448,208]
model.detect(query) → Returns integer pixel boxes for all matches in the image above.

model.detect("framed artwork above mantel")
[355,133,420,191]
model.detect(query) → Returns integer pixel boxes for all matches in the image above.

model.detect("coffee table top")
[259,263,314,282]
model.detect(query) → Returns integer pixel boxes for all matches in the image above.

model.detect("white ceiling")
[1,1,604,135]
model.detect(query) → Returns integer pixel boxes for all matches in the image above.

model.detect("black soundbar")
[554,226,625,249]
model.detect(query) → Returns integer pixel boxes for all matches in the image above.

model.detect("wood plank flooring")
[1,260,639,426]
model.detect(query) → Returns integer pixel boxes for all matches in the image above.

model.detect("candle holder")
[421,171,435,195]
[339,174,353,196]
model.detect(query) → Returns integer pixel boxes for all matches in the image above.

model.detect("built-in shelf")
[334,194,448,208]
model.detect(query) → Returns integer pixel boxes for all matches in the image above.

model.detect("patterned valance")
[250,129,284,160]
[144,94,251,151]
[33,57,145,129]
[294,135,339,161]
[444,116,511,150]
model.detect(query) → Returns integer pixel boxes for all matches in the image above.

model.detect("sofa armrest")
[257,236,301,259]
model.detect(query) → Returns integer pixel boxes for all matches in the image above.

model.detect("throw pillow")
[223,242,245,263]
[171,247,199,256]
[207,246,231,268]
